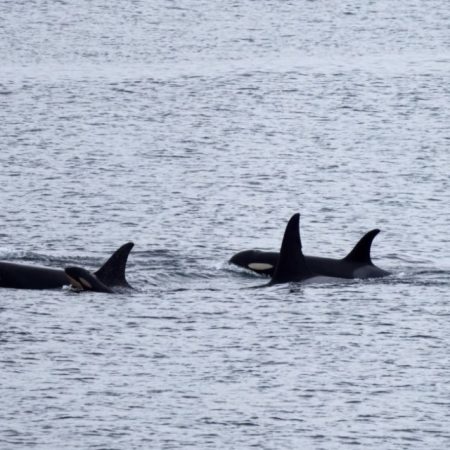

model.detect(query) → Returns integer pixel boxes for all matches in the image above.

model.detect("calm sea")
[1,1,449,448]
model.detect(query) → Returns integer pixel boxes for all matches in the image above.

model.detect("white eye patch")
[80,277,92,289]
[67,276,83,290]
[248,263,274,271]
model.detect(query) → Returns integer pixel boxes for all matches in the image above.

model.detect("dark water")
[1,1,449,449]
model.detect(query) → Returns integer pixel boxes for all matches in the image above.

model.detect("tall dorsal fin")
[270,213,313,285]
[343,229,380,264]
[94,242,134,288]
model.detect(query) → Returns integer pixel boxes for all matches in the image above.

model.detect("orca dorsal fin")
[270,213,313,285]
[343,229,380,264]
[94,242,134,288]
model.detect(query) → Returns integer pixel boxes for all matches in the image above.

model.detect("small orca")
[230,223,389,280]
[0,242,134,292]
[65,242,134,293]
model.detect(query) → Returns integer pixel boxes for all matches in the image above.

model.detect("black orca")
[0,262,69,290]
[0,242,134,292]
[65,242,134,293]
[269,213,389,285]
[230,223,389,280]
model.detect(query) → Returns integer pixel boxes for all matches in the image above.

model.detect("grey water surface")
[1,1,449,449]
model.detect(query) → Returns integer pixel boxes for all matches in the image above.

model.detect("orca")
[0,242,134,292]
[269,213,390,285]
[65,242,134,293]
[230,224,389,280]
[0,262,69,290]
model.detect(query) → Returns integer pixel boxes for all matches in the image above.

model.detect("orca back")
[0,262,68,290]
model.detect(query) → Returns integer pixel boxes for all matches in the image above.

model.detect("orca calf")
[230,224,389,280]
[0,242,134,292]
[65,242,134,293]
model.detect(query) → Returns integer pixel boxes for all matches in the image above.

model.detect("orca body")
[230,228,389,279]
[0,242,134,292]
[65,242,134,293]
[0,262,69,289]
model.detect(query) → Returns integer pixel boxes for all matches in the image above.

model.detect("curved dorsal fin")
[270,213,313,284]
[343,229,380,264]
[94,242,134,288]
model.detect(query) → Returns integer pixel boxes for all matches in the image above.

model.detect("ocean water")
[1,1,449,449]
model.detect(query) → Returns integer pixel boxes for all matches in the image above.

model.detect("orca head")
[65,266,113,293]
[270,213,314,285]
[229,250,278,276]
